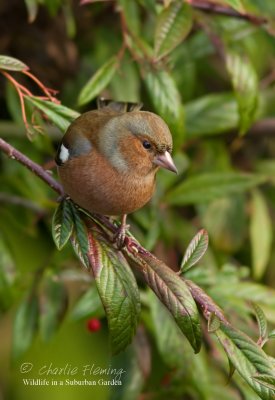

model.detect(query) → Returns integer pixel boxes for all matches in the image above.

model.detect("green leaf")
[144,69,184,146]
[207,313,221,333]
[25,96,80,132]
[268,330,275,340]
[216,323,275,399]
[110,338,145,400]
[110,54,140,103]
[138,0,156,13]
[0,259,13,313]
[149,285,222,398]
[201,194,246,253]
[78,57,118,106]
[253,375,275,391]
[208,281,275,324]
[154,1,192,59]
[43,0,63,16]
[69,203,90,269]
[185,93,238,137]
[222,0,244,12]
[70,284,105,321]
[89,237,140,354]
[249,190,273,280]
[24,0,39,22]
[226,51,258,135]
[252,303,268,343]
[149,290,191,368]
[131,252,201,353]
[165,172,266,206]
[118,0,140,35]
[12,295,39,359]
[6,82,24,126]
[52,200,74,250]
[0,55,28,71]
[40,275,68,342]
[180,229,209,274]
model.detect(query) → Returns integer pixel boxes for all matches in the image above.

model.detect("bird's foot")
[113,223,130,250]
[113,214,129,250]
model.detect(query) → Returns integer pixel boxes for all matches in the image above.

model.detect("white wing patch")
[59,144,70,163]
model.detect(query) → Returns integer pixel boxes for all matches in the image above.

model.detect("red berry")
[86,318,101,332]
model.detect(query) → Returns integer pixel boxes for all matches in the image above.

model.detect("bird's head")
[99,111,178,176]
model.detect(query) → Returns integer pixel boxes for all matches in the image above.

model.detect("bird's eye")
[142,140,151,150]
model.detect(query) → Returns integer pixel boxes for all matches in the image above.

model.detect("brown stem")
[185,280,228,324]
[0,192,45,214]
[0,138,64,196]
[1,71,29,129]
[22,70,59,102]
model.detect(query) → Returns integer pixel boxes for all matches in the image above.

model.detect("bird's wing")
[97,98,143,113]
[55,132,93,166]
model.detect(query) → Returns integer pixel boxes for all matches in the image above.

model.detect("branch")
[0,138,64,196]
[0,192,45,214]
[0,137,228,324]
[187,0,268,26]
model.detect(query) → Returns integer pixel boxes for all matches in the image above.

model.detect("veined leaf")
[207,313,221,333]
[78,57,118,106]
[185,93,238,137]
[129,252,201,353]
[249,190,272,280]
[180,229,209,274]
[253,375,275,391]
[0,55,28,71]
[25,96,79,132]
[12,295,39,359]
[226,51,258,135]
[89,235,140,354]
[154,1,192,59]
[165,172,266,206]
[216,324,275,399]
[252,303,268,344]
[52,200,74,250]
[70,202,90,269]
[144,69,184,147]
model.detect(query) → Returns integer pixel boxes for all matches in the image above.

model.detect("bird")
[55,100,177,247]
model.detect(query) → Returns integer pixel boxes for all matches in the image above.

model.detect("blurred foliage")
[1,0,275,399]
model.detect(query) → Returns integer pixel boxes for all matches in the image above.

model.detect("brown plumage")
[56,103,177,217]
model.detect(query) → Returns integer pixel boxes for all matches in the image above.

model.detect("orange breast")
[58,150,156,215]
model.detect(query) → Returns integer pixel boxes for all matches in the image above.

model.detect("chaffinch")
[55,101,177,244]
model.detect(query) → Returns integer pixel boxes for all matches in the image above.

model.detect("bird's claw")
[113,223,130,250]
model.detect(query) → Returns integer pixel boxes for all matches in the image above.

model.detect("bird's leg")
[113,214,130,249]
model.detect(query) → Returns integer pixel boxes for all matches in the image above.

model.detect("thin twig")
[0,192,45,214]
[22,70,59,102]
[1,71,29,129]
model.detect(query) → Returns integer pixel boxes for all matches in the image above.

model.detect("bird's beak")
[154,151,178,174]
